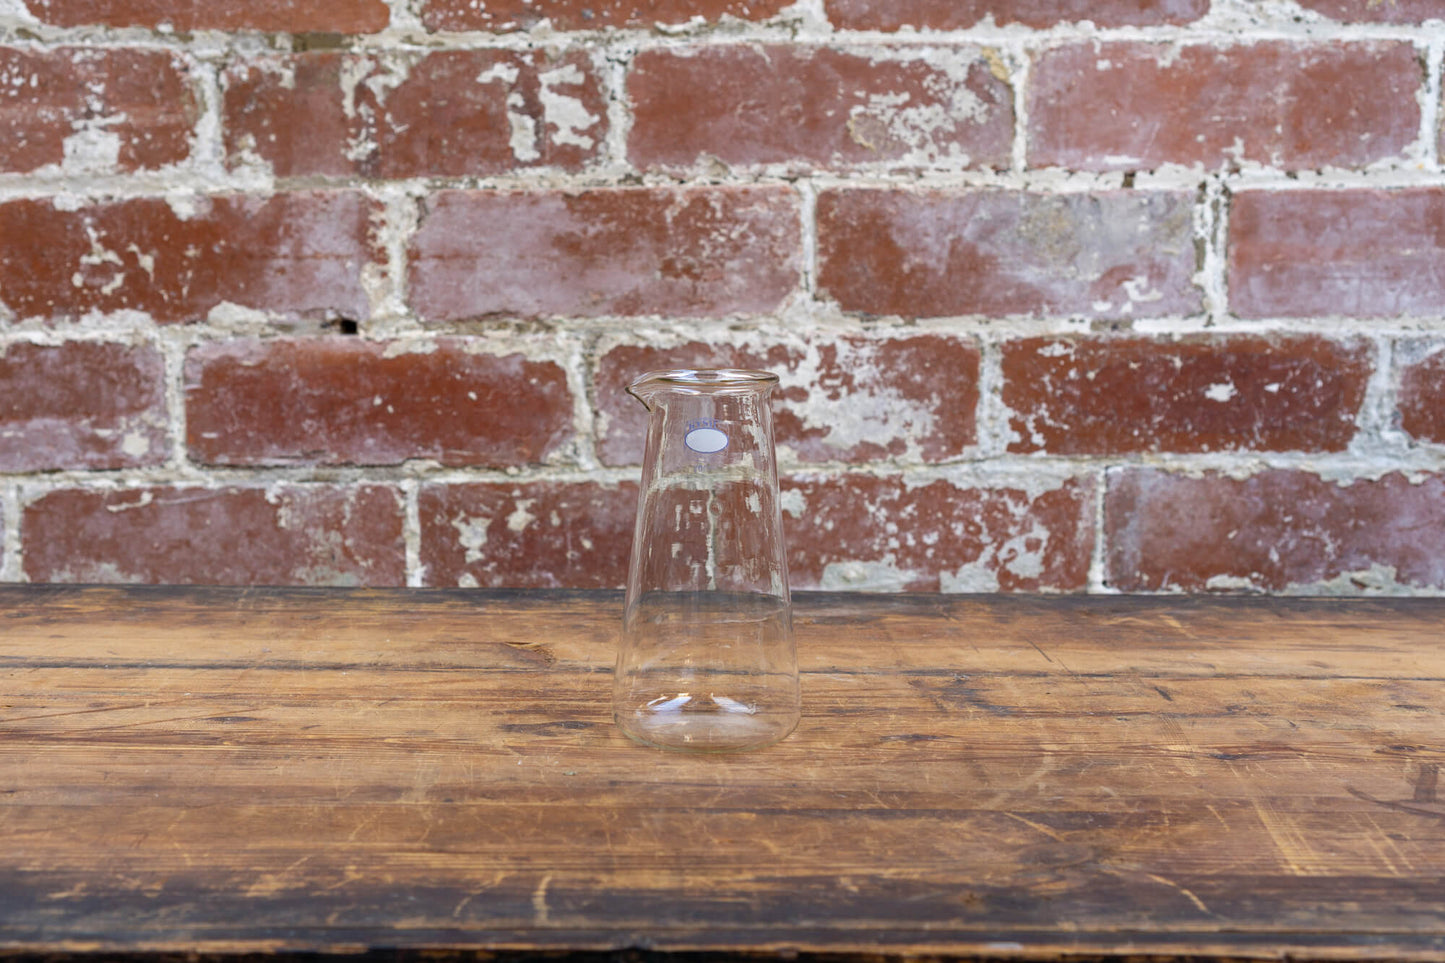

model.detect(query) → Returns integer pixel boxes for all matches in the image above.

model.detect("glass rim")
[628,368,781,391]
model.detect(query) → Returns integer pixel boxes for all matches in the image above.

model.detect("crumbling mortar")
[357,181,423,337]
[185,53,227,181]
[779,0,829,39]
[579,327,614,474]
[1086,465,1111,593]
[0,324,155,347]
[1003,39,1029,174]
[4,11,1438,52]
[1128,314,1445,337]
[1196,176,1229,325]
[1062,449,1445,483]
[5,6,1444,52]
[155,326,190,471]
[560,328,601,475]
[384,0,426,38]
[795,178,819,298]
[971,335,1013,460]
[601,38,641,174]
[14,446,1445,496]
[6,161,1445,210]
[401,475,423,586]
[5,303,1445,357]
[1423,34,1444,172]
[1348,335,1411,461]
[0,481,21,582]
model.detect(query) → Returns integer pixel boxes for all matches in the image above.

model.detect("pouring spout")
[626,378,660,413]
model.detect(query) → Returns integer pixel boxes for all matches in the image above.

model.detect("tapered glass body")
[614,369,799,752]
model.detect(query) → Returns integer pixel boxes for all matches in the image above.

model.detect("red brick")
[594,335,979,466]
[408,187,800,322]
[628,44,1012,172]
[221,54,352,179]
[26,0,388,31]
[223,50,605,179]
[0,47,197,174]
[1399,348,1445,444]
[0,341,167,471]
[1002,335,1370,455]
[0,192,379,325]
[1299,0,1445,21]
[816,189,1199,319]
[1107,470,1445,592]
[1029,42,1420,172]
[784,473,1094,591]
[419,481,637,588]
[1230,189,1445,319]
[186,338,574,468]
[23,485,404,586]
[825,0,1208,30]
[421,0,790,31]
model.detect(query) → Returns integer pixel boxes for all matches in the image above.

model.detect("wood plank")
[1,586,1443,960]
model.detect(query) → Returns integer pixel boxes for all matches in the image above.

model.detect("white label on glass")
[684,427,729,453]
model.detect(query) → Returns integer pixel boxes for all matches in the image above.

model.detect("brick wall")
[2,0,1443,593]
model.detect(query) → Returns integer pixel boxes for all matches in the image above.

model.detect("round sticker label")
[684,427,729,454]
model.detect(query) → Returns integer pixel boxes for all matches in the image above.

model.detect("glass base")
[615,694,798,753]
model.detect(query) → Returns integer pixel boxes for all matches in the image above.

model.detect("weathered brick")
[1107,470,1445,593]
[0,341,167,471]
[816,189,1199,319]
[1029,42,1420,172]
[628,44,1012,171]
[825,0,1208,30]
[1230,189,1445,319]
[1399,348,1445,445]
[23,485,404,586]
[419,481,637,588]
[0,47,197,174]
[26,0,388,32]
[408,187,800,322]
[594,335,979,466]
[186,338,574,468]
[1299,0,1445,21]
[421,0,790,31]
[1003,335,1370,455]
[221,54,352,179]
[0,192,379,325]
[223,50,605,178]
[784,473,1094,591]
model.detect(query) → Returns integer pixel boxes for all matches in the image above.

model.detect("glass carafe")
[614,369,799,752]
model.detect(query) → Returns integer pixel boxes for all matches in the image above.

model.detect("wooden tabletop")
[2,586,1443,961]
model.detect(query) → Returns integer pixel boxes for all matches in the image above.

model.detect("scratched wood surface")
[1,586,1443,961]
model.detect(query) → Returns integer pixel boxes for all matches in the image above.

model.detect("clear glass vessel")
[614,369,799,752]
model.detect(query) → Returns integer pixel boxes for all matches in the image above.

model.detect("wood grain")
[1,586,1443,960]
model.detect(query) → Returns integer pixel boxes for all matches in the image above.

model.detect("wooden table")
[2,586,1443,961]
